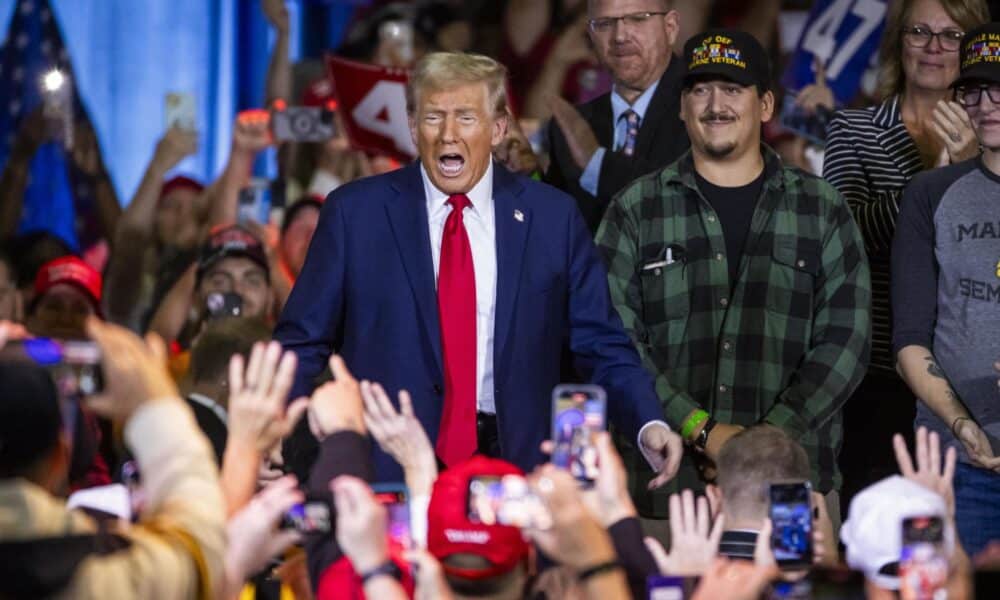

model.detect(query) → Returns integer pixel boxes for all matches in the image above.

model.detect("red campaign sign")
[325,55,417,163]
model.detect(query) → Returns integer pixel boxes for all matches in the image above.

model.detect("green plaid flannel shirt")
[597,147,870,517]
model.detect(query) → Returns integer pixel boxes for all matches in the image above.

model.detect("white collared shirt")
[422,162,498,414]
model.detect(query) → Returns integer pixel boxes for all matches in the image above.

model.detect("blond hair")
[877,0,989,101]
[406,52,509,117]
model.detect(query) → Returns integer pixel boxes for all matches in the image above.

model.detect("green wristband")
[682,410,710,439]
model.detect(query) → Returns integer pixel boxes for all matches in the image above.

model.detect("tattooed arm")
[897,345,1000,470]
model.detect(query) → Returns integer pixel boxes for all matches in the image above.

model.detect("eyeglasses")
[588,11,669,34]
[902,26,963,51]
[956,84,1000,107]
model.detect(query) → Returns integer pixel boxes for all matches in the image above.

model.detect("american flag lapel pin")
[514,209,524,222]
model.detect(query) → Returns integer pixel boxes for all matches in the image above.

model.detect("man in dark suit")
[547,0,690,234]
[275,51,681,484]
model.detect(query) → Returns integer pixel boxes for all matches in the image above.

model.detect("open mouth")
[438,153,465,177]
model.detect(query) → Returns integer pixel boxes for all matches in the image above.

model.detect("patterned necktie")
[622,109,640,157]
[435,194,478,466]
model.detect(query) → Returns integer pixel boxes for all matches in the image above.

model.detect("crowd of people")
[2,0,1000,598]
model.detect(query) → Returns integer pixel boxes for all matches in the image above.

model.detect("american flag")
[0,0,104,251]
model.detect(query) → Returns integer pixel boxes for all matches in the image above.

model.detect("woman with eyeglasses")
[822,0,989,518]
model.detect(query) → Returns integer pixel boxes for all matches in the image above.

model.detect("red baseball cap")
[427,456,531,581]
[33,256,102,314]
[160,175,205,201]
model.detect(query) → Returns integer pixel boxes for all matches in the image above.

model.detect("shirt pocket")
[765,242,820,320]
[639,260,690,323]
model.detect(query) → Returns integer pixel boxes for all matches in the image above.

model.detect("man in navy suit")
[275,52,681,484]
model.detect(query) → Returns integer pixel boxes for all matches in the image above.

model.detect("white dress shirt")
[422,162,498,414]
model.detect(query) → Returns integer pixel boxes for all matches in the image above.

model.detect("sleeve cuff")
[578,147,606,196]
[762,402,810,440]
[637,420,671,471]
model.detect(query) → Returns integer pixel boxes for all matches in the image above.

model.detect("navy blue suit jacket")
[275,161,663,481]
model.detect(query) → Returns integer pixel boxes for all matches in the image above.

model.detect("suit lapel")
[585,94,615,149]
[634,56,683,159]
[385,163,443,376]
[873,96,924,178]
[492,164,531,365]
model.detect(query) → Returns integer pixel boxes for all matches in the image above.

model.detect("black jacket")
[545,57,690,234]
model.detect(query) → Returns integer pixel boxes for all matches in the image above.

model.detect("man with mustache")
[596,30,871,524]
[546,0,690,235]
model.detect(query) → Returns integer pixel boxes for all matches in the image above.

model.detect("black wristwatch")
[695,417,717,450]
[360,560,403,585]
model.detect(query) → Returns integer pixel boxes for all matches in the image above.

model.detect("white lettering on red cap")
[444,529,490,545]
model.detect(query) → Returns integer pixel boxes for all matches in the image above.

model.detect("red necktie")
[436,194,478,466]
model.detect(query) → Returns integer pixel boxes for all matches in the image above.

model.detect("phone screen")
[900,516,947,600]
[551,385,607,486]
[467,474,549,529]
[769,482,813,567]
[282,501,331,534]
[165,92,196,131]
[373,486,412,550]
[237,178,271,225]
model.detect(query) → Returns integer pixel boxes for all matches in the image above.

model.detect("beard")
[703,140,738,159]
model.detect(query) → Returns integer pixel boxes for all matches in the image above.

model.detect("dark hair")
[0,362,61,479]
[0,245,15,284]
[189,317,272,384]
[442,555,526,596]
[715,425,811,522]
[5,231,74,289]
[281,197,323,236]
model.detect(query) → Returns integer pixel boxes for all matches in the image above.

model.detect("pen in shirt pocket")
[642,244,687,272]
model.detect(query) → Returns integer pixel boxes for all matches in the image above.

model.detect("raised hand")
[644,490,724,576]
[894,426,958,516]
[362,381,437,496]
[227,341,308,453]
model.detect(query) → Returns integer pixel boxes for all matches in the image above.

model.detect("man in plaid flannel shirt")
[597,29,870,518]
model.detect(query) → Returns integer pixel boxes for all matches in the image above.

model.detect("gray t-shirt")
[893,158,1000,462]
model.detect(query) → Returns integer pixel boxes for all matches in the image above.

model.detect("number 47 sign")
[782,0,888,104]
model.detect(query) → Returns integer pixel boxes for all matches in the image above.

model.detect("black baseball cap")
[952,23,1000,88]
[682,29,771,91]
[196,224,270,283]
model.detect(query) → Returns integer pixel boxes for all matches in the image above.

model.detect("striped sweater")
[823,96,924,372]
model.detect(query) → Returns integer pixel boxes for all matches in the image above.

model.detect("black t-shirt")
[695,168,766,285]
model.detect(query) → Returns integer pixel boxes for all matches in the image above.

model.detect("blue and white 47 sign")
[783,0,888,103]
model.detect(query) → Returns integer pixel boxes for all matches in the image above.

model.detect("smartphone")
[779,93,833,147]
[372,484,412,549]
[899,516,948,600]
[271,105,336,143]
[165,92,196,131]
[769,481,813,568]
[467,474,551,529]
[205,292,243,321]
[281,500,331,534]
[647,575,696,600]
[551,384,607,486]
[0,338,104,396]
[237,178,271,225]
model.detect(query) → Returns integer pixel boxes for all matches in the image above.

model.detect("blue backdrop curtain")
[0,0,333,248]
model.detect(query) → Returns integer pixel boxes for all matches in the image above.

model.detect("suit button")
[433,384,443,395]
